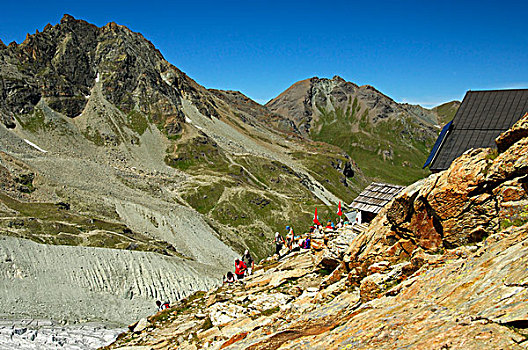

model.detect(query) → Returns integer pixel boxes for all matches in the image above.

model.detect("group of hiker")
[223,249,255,284]
[274,218,351,257]
[274,225,311,257]
[222,211,355,284]
[155,204,358,311]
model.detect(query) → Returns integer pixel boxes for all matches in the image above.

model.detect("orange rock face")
[495,112,528,152]
[345,115,528,285]
[427,148,492,220]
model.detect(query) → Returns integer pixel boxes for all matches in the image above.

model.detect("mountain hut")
[348,182,405,223]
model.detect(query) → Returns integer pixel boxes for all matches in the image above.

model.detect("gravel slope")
[0,236,226,325]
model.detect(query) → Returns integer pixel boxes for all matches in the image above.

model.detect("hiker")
[290,238,301,252]
[285,226,295,249]
[242,249,254,276]
[234,258,247,280]
[223,271,236,283]
[301,236,311,249]
[156,300,170,311]
[274,232,285,257]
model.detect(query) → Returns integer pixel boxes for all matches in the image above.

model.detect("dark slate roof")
[427,89,528,171]
[349,182,404,214]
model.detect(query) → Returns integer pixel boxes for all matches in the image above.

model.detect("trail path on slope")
[182,99,341,206]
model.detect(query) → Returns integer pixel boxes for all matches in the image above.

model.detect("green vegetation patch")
[290,151,364,204]
[212,190,281,228]
[0,192,182,255]
[15,108,47,132]
[434,101,460,125]
[126,110,150,135]
[168,141,345,260]
[181,182,226,214]
[165,135,231,172]
[82,126,106,146]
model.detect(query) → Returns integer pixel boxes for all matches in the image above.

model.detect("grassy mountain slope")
[433,100,461,125]
[267,76,459,185]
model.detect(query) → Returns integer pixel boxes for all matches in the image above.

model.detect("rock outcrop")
[106,113,528,349]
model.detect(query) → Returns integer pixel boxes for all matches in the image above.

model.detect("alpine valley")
[0,15,463,349]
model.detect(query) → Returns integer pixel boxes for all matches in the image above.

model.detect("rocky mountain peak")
[58,13,98,33]
[331,74,346,83]
[60,13,76,24]
[266,75,445,185]
[0,15,221,133]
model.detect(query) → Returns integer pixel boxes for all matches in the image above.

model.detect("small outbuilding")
[348,182,405,223]
[424,89,528,172]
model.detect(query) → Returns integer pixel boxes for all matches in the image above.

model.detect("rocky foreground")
[104,115,528,349]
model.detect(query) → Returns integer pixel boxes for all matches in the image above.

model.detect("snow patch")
[23,139,48,153]
[95,73,100,83]
[185,116,192,124]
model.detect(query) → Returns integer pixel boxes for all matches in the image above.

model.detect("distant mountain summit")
[267,76,456,184]
[432,100,462,125]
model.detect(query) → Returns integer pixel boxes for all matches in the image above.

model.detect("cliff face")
[266,76,453,185]
[0,14,222,134]
[106,114,528,349]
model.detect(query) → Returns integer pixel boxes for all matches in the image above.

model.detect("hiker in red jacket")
[234,258,247,280]
[156,300,170,311]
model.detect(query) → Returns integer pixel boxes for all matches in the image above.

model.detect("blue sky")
[1,0,527,107]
